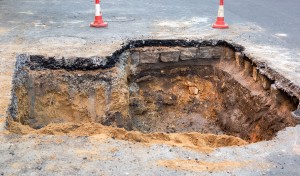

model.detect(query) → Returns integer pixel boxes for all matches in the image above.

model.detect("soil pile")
[7,121,247,153]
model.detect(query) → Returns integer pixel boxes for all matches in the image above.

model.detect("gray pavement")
[1,0,300,48]
[0,0,300,175]
[226,0,300,49]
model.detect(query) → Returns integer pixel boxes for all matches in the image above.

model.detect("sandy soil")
[7,121,247,153]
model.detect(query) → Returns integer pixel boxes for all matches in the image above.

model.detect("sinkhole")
[6,40,300,142]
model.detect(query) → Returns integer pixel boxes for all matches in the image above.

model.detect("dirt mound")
[7,121,247,153]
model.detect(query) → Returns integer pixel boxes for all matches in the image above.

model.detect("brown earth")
[7,121,247,153]
[130,69,223,134]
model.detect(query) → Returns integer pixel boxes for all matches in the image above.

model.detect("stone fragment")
[189,87,199,95]
[180,47,198,60]
[139,48,160,64]
[160,49,180,62]
[185,81,195,87]
[198,46,223,59]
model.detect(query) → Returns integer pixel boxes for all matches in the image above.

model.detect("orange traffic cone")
[90,0,108,28]
[212,0,229,29]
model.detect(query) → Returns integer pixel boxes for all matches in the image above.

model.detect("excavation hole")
[7,40,299,144]
[128,64,298,142]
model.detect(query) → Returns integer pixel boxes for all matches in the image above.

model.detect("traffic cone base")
[212,17,228,29]
[90,22,108,28]
[90,16,108,28]
[212,23,229,29]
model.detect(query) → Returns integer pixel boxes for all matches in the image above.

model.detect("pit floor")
[1,0,300,175]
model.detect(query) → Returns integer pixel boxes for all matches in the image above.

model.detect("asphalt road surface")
[0,0,299,49]
[227,0,300,49]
